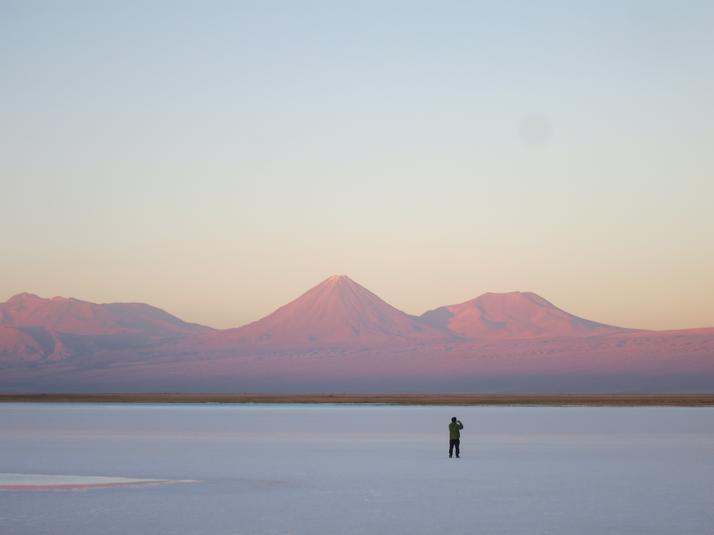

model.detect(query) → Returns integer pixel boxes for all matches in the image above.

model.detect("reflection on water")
[2,403,714,534]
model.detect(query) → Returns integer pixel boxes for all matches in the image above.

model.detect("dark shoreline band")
[1,393,713,406]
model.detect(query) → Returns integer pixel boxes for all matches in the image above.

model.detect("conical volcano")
[222,275,448,347]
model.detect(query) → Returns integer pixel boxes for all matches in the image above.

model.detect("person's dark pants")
[449,438,460,458]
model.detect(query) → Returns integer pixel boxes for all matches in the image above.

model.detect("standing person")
[448,417,464,458]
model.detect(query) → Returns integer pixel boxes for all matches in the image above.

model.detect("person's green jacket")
[449,420,464,439]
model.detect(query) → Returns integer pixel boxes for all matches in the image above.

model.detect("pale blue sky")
[2,1,713,329]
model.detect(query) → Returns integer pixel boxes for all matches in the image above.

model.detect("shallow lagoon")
[2,403,713,535]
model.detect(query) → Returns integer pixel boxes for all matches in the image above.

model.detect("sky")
[1,0,713,331]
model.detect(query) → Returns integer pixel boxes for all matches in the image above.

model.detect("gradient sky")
[2,1,713,330]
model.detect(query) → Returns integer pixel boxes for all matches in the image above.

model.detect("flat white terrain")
[1,403,713,534]
[0,473,184,490]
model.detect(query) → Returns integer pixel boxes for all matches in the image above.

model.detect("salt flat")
[0,473,188,491]
[2,403,713,534]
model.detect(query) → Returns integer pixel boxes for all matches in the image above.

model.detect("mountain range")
[2,275,713,393]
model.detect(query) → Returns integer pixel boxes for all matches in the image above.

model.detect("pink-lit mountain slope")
[2,279,713,393]
[0,293,210,362]
[420,291,630,339]
[210,275,451,348]
[0,326,51,363]
[1,293,209,336]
